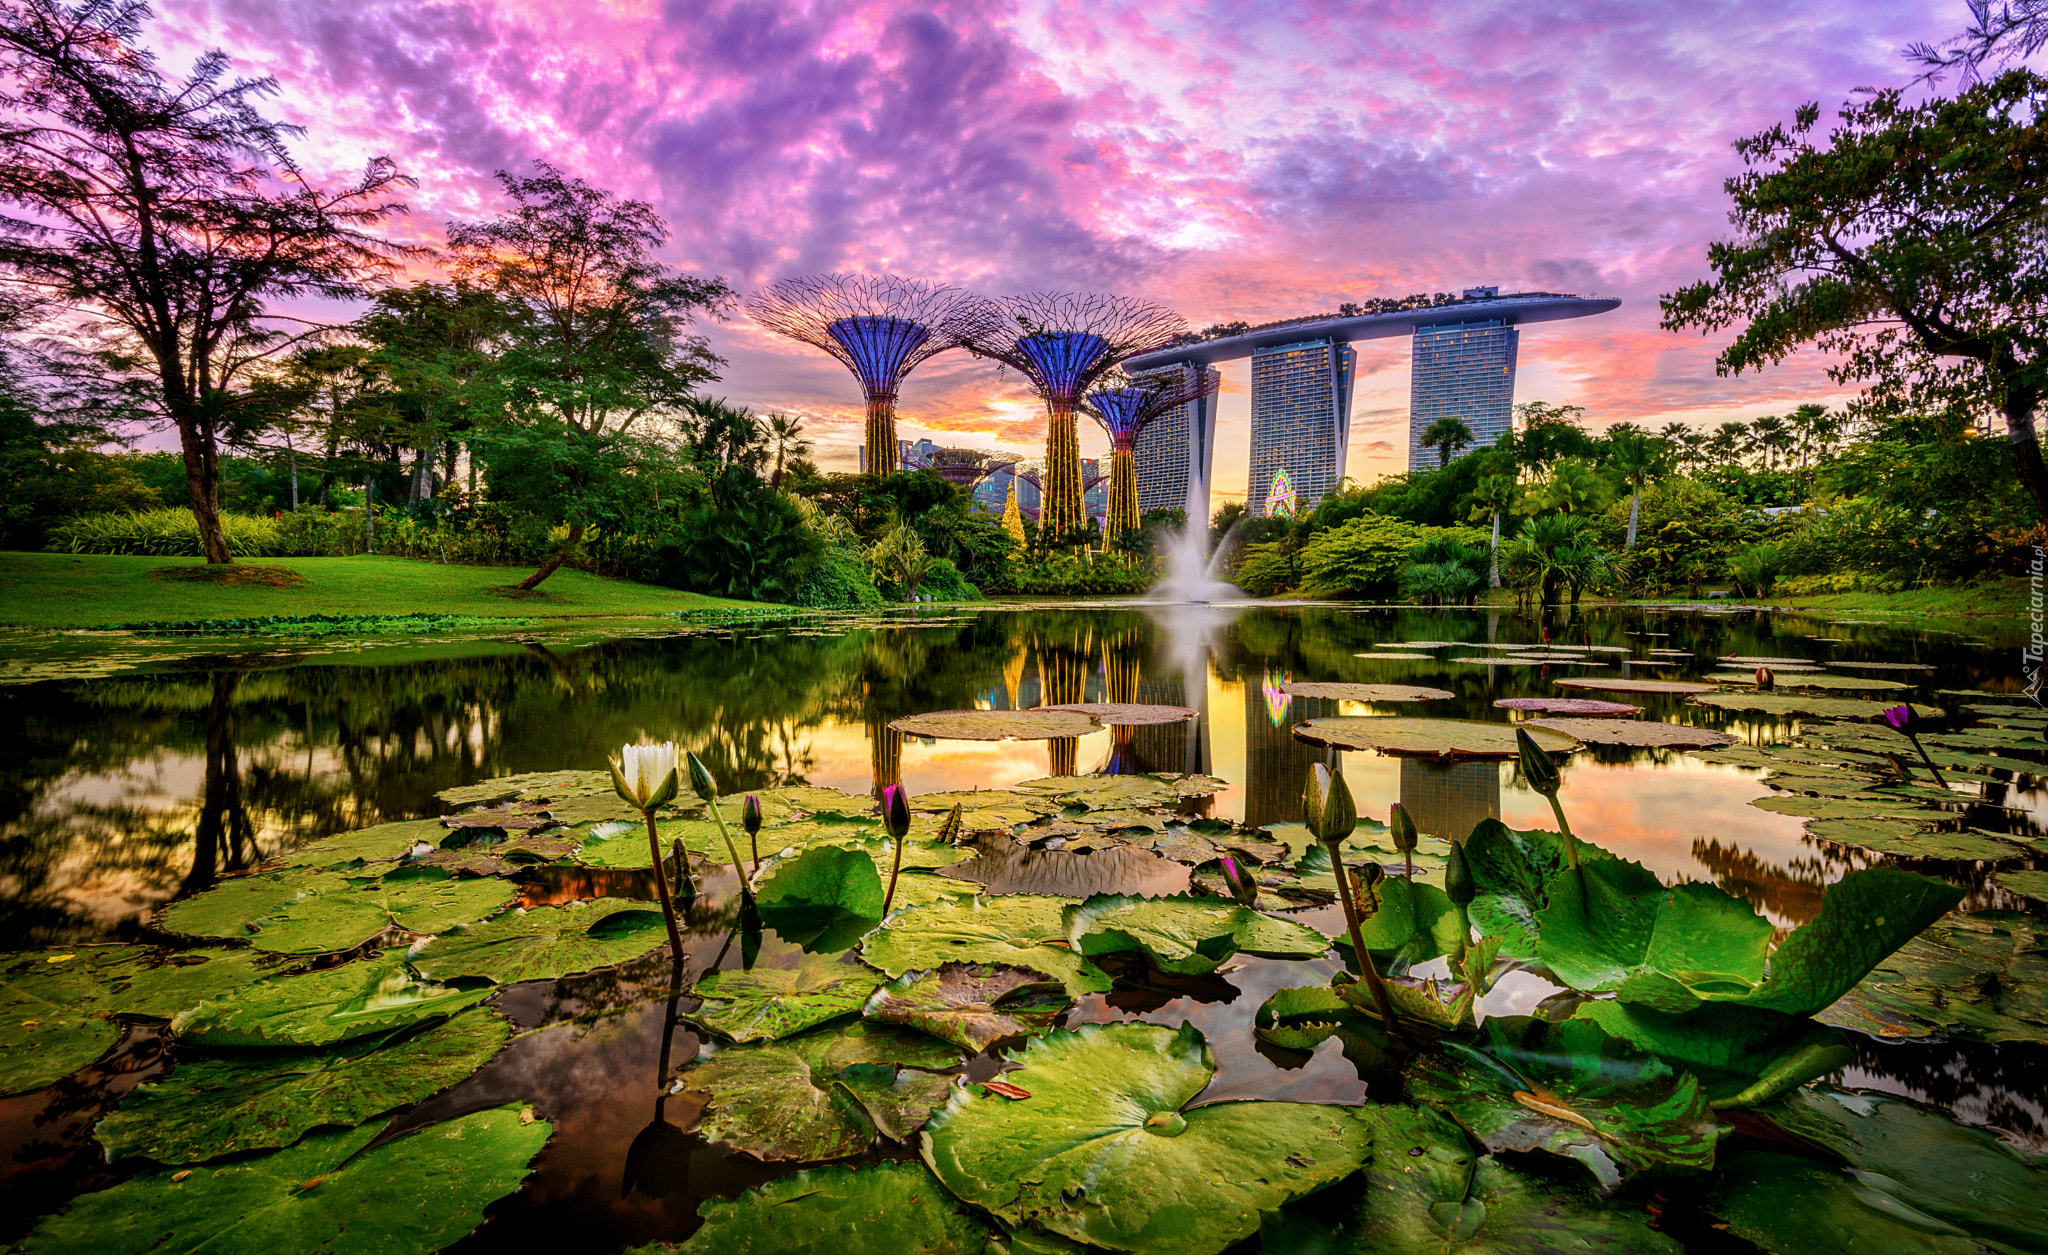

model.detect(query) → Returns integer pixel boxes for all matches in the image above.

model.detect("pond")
[2,601,2044,1253]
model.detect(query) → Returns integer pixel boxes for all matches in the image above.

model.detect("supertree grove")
[744,275,997,475]
[964,293,1186,543]
[1081,365,1222,539]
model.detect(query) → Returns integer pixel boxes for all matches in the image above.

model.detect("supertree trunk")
[1043,399,1084,545]
[1107,437,1139,540]
[866,393,897,475]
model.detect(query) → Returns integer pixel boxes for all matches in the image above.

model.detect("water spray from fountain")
[1152,461,1241,603]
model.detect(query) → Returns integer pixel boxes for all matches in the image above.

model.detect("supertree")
[922,447,1017,492]
[964,293,1186,544]
[1082,365,1222,539]
[744,275,996,475]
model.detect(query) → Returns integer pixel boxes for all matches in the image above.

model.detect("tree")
[1420,416,1476,468]
[1662,71,2048,528]
[0,0,414,563]
[448,161,731,588]
[1606,431,1671,549]
[1910,0,2048,78]
[1748,413,1791,473]
[1465,472,1518,586]
[355,282,504,504]
[765,412,810,489]
[1519,457,1612,517]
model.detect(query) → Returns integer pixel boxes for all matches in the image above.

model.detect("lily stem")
[882,828,906,917]
[1326,837,1403,1042]
[703,797,754,905]
[1907,732,1950,789]
[1545,791,1589,916]
[643,809,686,958]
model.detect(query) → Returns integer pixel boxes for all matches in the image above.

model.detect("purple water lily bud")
[1389,803,1418,853]
[1516,727,1561,796]
[741,794,762,837]
[1880,704,1913,733]
[1218,855,1259,907]
[881,783,912,839]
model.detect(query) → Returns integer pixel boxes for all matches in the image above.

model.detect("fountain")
[1149,470,1241,603]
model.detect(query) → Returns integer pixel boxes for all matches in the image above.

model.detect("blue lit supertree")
[964,293,1185,544]
[1081,365,1221,539]
[744,275,997,475]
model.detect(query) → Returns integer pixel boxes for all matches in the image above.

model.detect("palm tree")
[1749,413,1791,473]
[1466,472,1518,587]
[766,413,812,489]
[1707,421,1750,467]
[1519,457,1612,517]
[1420,417,1476,469]
[1606,432,1669,550]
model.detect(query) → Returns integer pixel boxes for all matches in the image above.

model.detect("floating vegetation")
[1522,717,1738,748]
[1040,701,1196,725]
[1494,697,1642,715]
[887,708,1101,740]
[1292,716,1580,759]
[1274,681,1455,701]
[1554,677,1716,695]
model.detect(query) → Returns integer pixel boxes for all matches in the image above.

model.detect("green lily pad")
[1041,702,1197,725]
[1063,893,1327,975]
[1534,857,1774,1007]
[1552,678,1713,695]
[174,955,494,1048]
[1291,718,1579,760]
[862,896,1112,996]
[17,1103,550,1255]
[1258,1103,1683,1254]
[754,846,886,951]
[1819,911,2048,1043]
[889,710,1100,741]
[1706,1148,2007,1255]
[1996,869,2048,904]
[1349,651,1438,660]
[1690,693,1943,719]
[1010,775,1184,808]
[411,898,669,984]
[96,1005,512,1164]
[862,963,1070,1052]
[685,955,884,1043]
[1520,718,1737,748]
[1405,1016,1720,1191]
[280,818,449,868]
[665,1161,991,1254]
[1805,817,2026,861]
[1706,672,1912,692]
[678,1026,959,1161]
[578,818,718,868]
[1334,876,1469,968]
[1571,1000,1854,1104]
[438,769,611,805]
[908,790,1059,816]
[1273,682,1455,702]
[1750,795,1924,819]
[159,869,345,940]
[1461,819,1608,959]
[920,1022,1372,1255]
[247,868,517,954]
[1252,985,1398,1072]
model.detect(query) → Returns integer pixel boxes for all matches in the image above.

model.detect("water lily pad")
[1553,678,1714,695]
[174,955,494,1048]
[96,1005,512,1164]
[685,955,884,1042]
[1010,775,1183,808]
[1691,693,1944,719]
[1405,1016,1719,1192]
[18,1104,550,1255]
[1819,911,2048,1043]
[438,769,611,805]
[1750,795,1922,819]
[1041,702,1196,725]
[1349,651,1438,660]
[1461,819,1600,959]
[1064,893,1327,975]
[1806,817,2026,861]
[248,868,517,954]
[1292,718,1579,760]
[754,845,887,951]
[1503,654,1607,665]
[920,1022,1371,1255]
[1274,683,1455,702]
[159,869,345,940]
[1722,655,1816,665]
[668,1161,991,1254]
[1494,698,1642,716]
[411,898,668,984]
[678,1026,959,1161]
[1522,718,1737,748]
[862,895,1112,996]
[578,818,719,868]
[906,790,1059,816]
[889,710,1100,742]
[1705,672,1913,692]
[938,833,1189,899]
[1253,985,1397,1071]
[280,818,449,868]
[862,963,1070,1051]
[1534,857,1773,1007]
[1706,1148,1991,1255]
[1260,1103,1682,1253]
[1995,869,2048,904]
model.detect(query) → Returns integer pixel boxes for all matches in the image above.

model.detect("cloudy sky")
[158,0,1969,497]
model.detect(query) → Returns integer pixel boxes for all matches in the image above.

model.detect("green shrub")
[1010,553,1153,595]
[1297,515,1486,598]
[792,548,883,608]
[636,493,823,602]
[46,509,286,557]
[918,556,981,602]
[1727,542,1785,597]
[1231,540,1301,596]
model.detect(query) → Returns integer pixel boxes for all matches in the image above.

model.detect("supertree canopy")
[744,275,997,475]
[965,293,1186,544]
[1082,365,1222,538]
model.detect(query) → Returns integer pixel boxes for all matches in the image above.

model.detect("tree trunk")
[178,419,233,564]
[1488,509,1501,587]
[286,437,299,512]
[1626,489,1640,549]
[519,519,586,591]
[2004,394,2048,530]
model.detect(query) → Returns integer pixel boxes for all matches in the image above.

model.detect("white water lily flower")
[610,741,681,811]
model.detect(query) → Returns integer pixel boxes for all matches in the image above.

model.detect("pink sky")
[157,0,1970,498]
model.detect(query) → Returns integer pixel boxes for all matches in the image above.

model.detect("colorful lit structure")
[744,275,996,475]
[1081,365,1222,538]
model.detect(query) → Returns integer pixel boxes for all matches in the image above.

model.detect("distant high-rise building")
[1083,457,1107,523]
[1408,319,1519,471]
[1134,365,1221,518]
[1248,339,1355,518]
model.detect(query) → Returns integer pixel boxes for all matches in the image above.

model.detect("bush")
[1231,540,1301,596]
[791,548,883,608]
[1010,553,1153,595]
[1297,515,1486,598]
[635,492,823,602]
[1727,542,1785,597]
[918,556,981,602]
[47,509,287,557]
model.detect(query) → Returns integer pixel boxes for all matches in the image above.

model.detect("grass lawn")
[1755,579,2032,621]
[0,552,766,630]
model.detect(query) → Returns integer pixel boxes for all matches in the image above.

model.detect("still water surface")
[1,601,2042,1249]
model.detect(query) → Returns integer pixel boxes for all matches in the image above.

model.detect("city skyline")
[150,0,1977,490]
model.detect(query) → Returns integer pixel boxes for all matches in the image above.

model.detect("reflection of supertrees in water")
[867,712,903,800]
[1096,626,1147,774]
[1037,621,1095,777]
[964,294,1186,542]
[744,275,996,476]
[1082,365,1220,538]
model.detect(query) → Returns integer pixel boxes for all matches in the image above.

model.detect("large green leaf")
[96,1006,512,1164]
[1404,1016,1720,1192]
[862,963,1070,1052]
[1570,1000,1853,1104]
[1335,876,1469,968]
[1292,717,1579,759]
[247,867,517,954]
[684,954,884,1042]
[1705,1149,1996,1255]
[411,898,669,984]
[1257,1104,1682,1253]
[920,1022,1371,1255]
[18,1104,550,1255]
[1534,858,1773,1006]
[279,818,449,869]
[1063,893,1326,975]
[678,1024,960,1161]
[862,896,1112,996]
[1690,692,1942,719]
[754,845,886,951]
[1760,1088,2048,1252]
[661,1162,991,1254]
[174,955,494,1048]
[1818,911,2048,1043]
[1253,985,1398,1072]
[1729,866,1963,1016]
[1460,819,1601,959]
[159,869,348,940]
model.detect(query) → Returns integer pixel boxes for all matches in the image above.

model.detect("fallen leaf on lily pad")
[862,963,1070,1051]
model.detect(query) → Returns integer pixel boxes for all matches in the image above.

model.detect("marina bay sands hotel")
[1120,287,1619,520]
